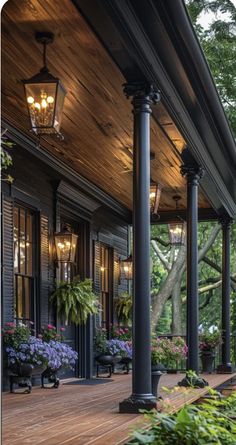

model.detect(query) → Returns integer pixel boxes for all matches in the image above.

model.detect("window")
[100,245,113,332]
[13,204,36,322]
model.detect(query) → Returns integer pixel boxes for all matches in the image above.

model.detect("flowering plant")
[111,325,132,341]
[106,339,132,358]
[5,336,56,368]
[40,325,65,342]
[199,330,222,352]
[152,337,188,368]
[47,340,78,370]
[3,322,78,372]
[2,321,34,349]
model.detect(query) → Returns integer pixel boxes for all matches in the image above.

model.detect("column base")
[217,364,233,374]
[119,395,157,413]
[178,374,209,388]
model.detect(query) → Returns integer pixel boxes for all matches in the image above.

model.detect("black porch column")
[119,82,160,413]
[179,157,207,387]
[217,217,233,373]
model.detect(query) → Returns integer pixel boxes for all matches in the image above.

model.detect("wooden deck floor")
[3,372,236,445]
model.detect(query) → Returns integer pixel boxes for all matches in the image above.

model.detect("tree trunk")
[171,280,182,335]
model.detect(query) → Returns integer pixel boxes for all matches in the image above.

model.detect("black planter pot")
[41,367,60,389]
[119,357,132,374]
[8,363,34,393]
[201,351,215,373]
[95,354,114,378]
[151,363,165,398]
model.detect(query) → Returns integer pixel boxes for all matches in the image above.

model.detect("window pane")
[24,278,30,320]
[26,213,33,242]
[13,208,18,242]
[14,241,19,273]
[17,276,23,319]
[20,208,25,240]
[26,242,32,276]
[20,241,26,274]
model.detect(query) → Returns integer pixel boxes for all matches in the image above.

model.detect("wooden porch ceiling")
[1,0,210,212]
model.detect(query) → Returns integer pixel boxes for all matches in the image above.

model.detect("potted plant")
[94,328,114,377]
[40,325,78,388]
[199,330,222,373]
[50,277,98,325]
[3,322,53,393]
[156,337,188,372]
[115,292,132,326]
[151,343,166,398]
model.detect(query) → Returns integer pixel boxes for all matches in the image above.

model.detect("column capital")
[219,215,234,229]
[180,164,204,185]
[123,82,160,111]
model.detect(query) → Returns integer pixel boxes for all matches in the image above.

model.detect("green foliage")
[128,394,236,444]
[186,0,236,136]
[94,327,108,354]
[199,329,222,351]
[115,292,132,324]
[2,322,31,349]
[50,277,98,325]
[1,132,14,183]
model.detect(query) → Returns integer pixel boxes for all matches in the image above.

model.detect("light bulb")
[41,99,47,108]
[47,96,54,104]
[35,102,41,110]
[27,96,34,104]
[150,192,156,199]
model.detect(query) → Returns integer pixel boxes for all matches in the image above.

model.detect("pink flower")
[5,322,15,327]
[60,327,65,332]
[124,328,129,333]
[5,330,15,335]
[47,324,55,330]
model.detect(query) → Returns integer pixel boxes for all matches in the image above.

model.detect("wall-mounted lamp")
[120,254,133,280]
[168,195,185,246]
[22,32,66,136]
[54,225,78,263]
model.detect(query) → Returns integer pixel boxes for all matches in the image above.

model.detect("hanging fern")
[50,277,98,325]
[115,292,132,324]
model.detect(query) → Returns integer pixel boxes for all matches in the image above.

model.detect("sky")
[198,0,236,28]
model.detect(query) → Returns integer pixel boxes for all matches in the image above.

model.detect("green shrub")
[127,395,236,444]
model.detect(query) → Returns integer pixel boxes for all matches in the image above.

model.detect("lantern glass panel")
[55,232,78,263]
[168,222,185,245]
[24,82,57,133]
[54,82,66,133]
[150,183,162,214]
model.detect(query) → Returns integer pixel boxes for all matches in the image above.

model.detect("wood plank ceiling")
[1,0,210,211]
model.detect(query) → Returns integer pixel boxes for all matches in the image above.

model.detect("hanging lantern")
[54,225,78,263]
[150,182,162,215]
[168,195,185,246]
[120,255,133,280]
[22,32,66,136]
[168,222,185,245]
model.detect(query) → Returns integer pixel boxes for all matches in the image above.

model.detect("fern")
[50,277,98,325]
[115,292,132,324]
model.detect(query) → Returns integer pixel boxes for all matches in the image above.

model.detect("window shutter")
[2,197,14,323]
[40,214,50,326]
[93,240,101,326]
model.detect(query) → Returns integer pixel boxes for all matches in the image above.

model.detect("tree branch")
[198,225,221,262]
[151,240,171,271]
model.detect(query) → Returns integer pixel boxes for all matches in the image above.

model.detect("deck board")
[3,372,236,445]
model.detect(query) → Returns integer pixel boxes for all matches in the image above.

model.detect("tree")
[186,0,236,137]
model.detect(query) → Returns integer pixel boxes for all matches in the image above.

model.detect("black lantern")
[120,255,133,280]
[54,225,78,263]
[150,181,162,215]
[168,195,185,246]
[23,32,66,136]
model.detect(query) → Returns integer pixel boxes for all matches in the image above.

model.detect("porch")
[3,372,236,445]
